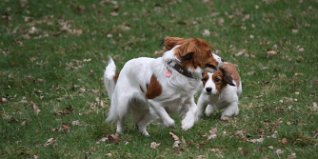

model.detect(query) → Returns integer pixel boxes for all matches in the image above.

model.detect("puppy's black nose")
[221,58,225,62]
[206,87,212,93]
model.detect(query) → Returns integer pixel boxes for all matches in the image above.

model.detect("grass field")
[1,0,318,158]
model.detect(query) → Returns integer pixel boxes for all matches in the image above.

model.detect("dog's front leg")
[197,94,208,118]
[148,100,175,127]
[181,97,198,131]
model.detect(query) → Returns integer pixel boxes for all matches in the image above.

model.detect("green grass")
[1,0,318,158]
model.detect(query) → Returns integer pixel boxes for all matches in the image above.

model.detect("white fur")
[104,47,203,136]
[212,53,223,67]
[197,72,242,120]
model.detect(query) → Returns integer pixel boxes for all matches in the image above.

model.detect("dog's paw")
[220,115,232,121]
[181,118,195,131]
[163,119,175,127]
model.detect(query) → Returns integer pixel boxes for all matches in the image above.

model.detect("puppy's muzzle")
[205,87,212,93]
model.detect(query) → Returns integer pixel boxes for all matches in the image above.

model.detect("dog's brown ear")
[163,37,186,50]
[220,68,235,86]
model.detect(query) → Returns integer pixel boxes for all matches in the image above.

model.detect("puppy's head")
[201,68,235,95]
[164,37,219,73]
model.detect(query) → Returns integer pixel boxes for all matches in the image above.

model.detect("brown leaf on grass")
[247,137,264,144]
[20,0,28,8]
[209,148,224,158]
[276,149,284,157]
[150,142,160,149]
[234,130,247,140]
[31,102,41,115]
[267,49,278,57]
[207,128,217,140]
[312,102,318,112]
[71,120,81,126]
[235,49,247,57]
[54,106,73,116]
[44,138,56,147]
[58,123,71,133]
[287,152,297,159]
[280,138,288,145]
[313,130,318,138]
[33,154,39,159]
[169,132,181,148]
[202,29,211,37]
[238,147,249,156]
[96,134,120,144]
[0,97,8,104]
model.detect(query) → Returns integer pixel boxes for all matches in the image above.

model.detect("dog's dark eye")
[202,77,208,82]
[215,77,221,82]
[206,64,216,70]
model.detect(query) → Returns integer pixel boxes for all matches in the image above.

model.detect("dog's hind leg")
[136,112,156,136]
[221,102,239,121]
[148,100,175,127]
[115,96,131,134]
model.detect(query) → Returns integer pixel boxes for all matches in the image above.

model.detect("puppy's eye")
[215,77,221,82]
[202,77,208,82]
[206,64,217,70]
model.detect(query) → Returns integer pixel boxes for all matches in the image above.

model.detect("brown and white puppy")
[104,37,219,136]
[197,62,242,120]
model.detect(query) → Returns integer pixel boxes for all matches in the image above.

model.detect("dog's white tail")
[103,57,117,122]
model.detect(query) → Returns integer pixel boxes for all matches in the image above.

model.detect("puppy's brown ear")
[220,68,235,86]
[163,37,186,50]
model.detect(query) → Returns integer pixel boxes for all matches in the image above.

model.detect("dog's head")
[164,37,219,73]
[201,68,235,95]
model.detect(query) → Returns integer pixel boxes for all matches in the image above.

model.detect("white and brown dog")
[197,62,242,121]
[103,37,220,136]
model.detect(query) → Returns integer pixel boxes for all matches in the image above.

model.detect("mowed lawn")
[1,0,318,158]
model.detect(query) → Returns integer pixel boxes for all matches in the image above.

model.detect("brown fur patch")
[202,72,209,85]
[212,71,227,93]
[146,74,162,99]
[164,37,218,70]
[220,63,241,87]
[113,72,120,82]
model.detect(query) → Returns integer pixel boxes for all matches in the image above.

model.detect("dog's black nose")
[221,58,225,62]
[206,87,212,93]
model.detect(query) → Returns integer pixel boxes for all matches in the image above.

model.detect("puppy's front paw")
[181,118,195,131]
[163,119,175,127]
[220,115,232,121]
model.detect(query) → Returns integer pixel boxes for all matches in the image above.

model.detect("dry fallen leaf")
[96,137,108,144]
[276,149,284,157]
[207,128,217,140]
[31,102,41,115]
[312,102,318,112]
[169,132,181,149]
[0,97,8,103]
[150,142,160,149]
[247,137,264,143]
[235,49,246,57]
[106,153,112,157]
[287,152,297,159]
[71,120,81,126]
[44,138,56,147]
[267,49,278,57]
[202,29,211,37]
[58,123,70,133]
[96,134,120,144]
[280,138,288,145]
